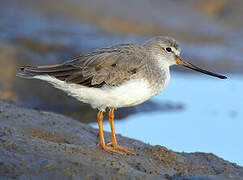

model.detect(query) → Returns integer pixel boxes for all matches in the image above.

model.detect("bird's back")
[17,44,148,88]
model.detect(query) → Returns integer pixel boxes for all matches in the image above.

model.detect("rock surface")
[0,99,242,180]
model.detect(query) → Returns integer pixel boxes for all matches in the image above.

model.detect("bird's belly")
[76,79,157,110]
[101,79,155,108]
[34,76,168,111]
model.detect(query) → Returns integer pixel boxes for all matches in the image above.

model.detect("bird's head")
[144,36,227,79]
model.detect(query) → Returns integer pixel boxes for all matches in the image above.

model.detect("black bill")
[176,56,227,79]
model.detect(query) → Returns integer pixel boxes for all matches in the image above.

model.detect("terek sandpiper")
[17,36,227,155]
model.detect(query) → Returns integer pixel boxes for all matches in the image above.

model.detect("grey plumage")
[17,44,148,87]
[17,35,226,90]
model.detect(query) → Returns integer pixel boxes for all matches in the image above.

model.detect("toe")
[116,145,136,155]
[102,146,125,155]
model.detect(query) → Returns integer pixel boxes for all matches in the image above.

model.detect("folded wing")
[17,44,147,88]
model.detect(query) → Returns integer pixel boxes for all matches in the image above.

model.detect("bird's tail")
[16,63,77,79]
[16,66,37,79]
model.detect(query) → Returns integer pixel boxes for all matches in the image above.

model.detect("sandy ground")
[0,99,242,180]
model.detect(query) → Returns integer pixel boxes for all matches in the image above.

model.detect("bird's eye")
[166,47,172,52]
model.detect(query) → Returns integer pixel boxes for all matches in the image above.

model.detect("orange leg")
[97,110,124,155]
[97,111,105,147]
[108,108,117,145]
[107,108,136,155]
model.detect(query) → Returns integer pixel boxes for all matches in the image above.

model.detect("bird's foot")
[113,145,136,155]
[101,144,125,155]
[97,142,136,155]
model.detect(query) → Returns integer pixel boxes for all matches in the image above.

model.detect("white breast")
[33,75,168,111]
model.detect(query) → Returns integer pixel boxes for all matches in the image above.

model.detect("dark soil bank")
[0,99,242,180]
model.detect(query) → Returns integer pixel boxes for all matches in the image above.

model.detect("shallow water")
[91,74,243,166]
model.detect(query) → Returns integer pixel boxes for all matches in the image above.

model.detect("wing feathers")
[17,44,147,88]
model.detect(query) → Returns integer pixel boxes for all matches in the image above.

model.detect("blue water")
[91,74,243,166]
